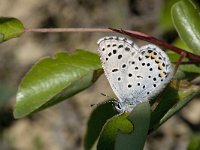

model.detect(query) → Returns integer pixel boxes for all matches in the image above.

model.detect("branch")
[25,27,200,63]
[109,28,200,63]
[25,28,111,33]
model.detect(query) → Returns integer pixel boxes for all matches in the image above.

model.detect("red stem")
[109,28,200,63]
[25,28,110,33]
[25,27,200,63]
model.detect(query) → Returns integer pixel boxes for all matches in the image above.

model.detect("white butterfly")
[97,36,173,112]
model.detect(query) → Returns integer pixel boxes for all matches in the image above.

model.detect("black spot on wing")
[125,47,130,51]
[118,45,123,48]
[112,69,118,72]
[107,44,111,47]
[128,84,132,88]
[118,55,122,59]
[122,64,126,68]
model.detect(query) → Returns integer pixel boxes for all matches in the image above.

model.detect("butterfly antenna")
[100,93,117,100]
[90,93,116,107]
[90,104,96,107]
[90,94,118,109]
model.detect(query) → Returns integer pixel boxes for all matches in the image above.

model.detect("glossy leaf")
[0,17,24,42]
[97,113,133,150]
[115,102,151,150]
[149,86,179,131]
[14,50,102,118]
[97,102,151,150]
[171,0,200,55]
[155,90,200,130]
[84,100,119,150]
[159,0,179,31]
[168,51,200,75]
[173,38,192,53]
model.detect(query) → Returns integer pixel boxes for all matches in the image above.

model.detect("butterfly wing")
[97,36,173,112]
[126,44,173,105]
[97,36,139,104]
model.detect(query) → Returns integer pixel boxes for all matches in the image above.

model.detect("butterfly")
[97,36,173,112]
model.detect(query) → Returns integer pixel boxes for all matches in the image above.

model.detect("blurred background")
[0,0,200,150]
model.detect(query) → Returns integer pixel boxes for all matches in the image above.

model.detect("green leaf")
[115,102,151,150]
[0,17,24,42]
[170,38,200,79]
[187,134,200,150]
[168,51,200,75]
[149,86,179,131]
[14,50,102,118]
[159,0,180,31]
[97,102,151,150]
[171,0,200,55]
[173,38,192,53]
[84,100,119,150]
[97,113,133,150]
[156,90,200,129]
